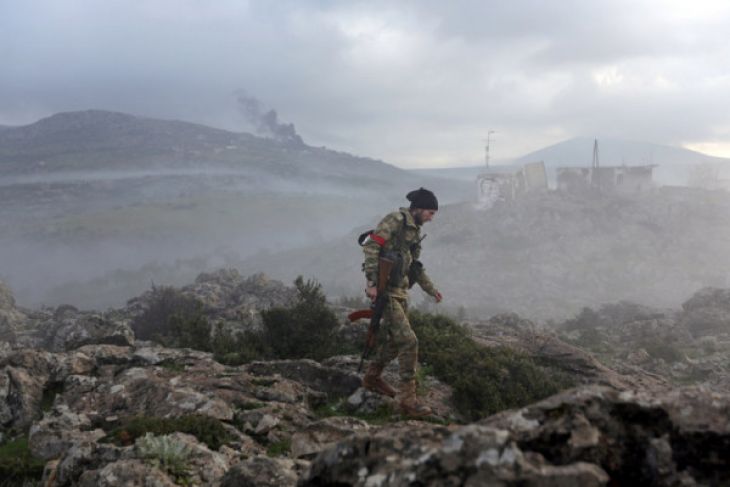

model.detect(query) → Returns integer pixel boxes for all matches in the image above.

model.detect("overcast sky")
[2,0,730,168]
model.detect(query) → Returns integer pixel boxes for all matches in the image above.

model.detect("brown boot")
[399,380,432,417]
[362,363,396,398]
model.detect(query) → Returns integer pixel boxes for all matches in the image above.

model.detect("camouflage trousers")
[373,294,418,382]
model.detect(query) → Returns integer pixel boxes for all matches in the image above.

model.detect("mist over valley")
[2,110,729,321]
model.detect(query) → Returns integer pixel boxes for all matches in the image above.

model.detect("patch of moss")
[251,378,277,387]
[0,437,45,485]
[313,399,395,425]
[103,414,232,451]
[237,401,265,411]
[41,381,65,412]
[265,438,291,457]
[158,360,186,373]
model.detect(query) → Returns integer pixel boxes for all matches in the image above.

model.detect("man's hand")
[434,291,443,303]
[366,286,378,302]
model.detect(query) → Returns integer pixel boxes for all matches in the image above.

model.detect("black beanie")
[406,187,438,210]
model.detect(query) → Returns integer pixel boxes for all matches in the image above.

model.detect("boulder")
[302,423,609,486]
[482,385,730,485]
[220,455,299,487]
[245,359,362,399]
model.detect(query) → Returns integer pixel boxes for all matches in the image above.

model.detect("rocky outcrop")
[302,422,609,486]
[679,287,730,337]
[471,313,669,392]
[0,340,455,486]
[304,385,730,486]
[482,385,730,486]
[124,270,297,333]
[0,283,134,352]
[551,293,730,391]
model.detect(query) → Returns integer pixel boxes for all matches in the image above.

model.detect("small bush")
[104,414,232,450]
[136,433,191,482]
[410,311,573,421]
[259,276,344,361]
[0,437,45,485]
[131,285,210,350]
[210,325,271,366]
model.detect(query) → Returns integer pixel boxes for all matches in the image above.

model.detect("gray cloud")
[2,0,730,166]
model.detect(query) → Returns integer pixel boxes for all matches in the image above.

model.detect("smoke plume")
[236,91,304,146]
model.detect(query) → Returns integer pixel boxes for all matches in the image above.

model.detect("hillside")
[0,110,415,190]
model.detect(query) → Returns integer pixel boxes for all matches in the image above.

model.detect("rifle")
[348,255,395,373]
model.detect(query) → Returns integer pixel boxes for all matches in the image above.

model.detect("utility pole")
[485,130,495,169]
[592,138,600,192]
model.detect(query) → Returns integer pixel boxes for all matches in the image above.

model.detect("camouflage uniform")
[362,208,438,381]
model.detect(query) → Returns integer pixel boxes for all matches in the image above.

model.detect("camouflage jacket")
[362,207,438,299]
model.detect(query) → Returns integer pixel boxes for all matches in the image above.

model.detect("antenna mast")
[592,138,600,191]
[485,130,495,169]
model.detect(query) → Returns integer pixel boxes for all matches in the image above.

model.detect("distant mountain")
[0,110,470,199]
[513,136,729,167]
[413,137,730,187]
[410,164,512,182]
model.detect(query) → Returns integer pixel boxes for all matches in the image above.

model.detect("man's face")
[414,208,437,225]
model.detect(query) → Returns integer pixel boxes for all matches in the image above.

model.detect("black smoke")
[236,91,304,147]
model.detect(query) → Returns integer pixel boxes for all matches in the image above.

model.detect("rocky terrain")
[4,271,730,485]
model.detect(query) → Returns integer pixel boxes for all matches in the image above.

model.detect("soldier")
[361,187,443,416]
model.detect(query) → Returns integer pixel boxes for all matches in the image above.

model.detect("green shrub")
[104,414,232,450]
[210,325,271,366]
[642,341,684,363]
[131,285,210,350]
[410,311,573,421]
[0,437,45,485]
[41,382,64,412]
[266,438,291,457]
[136,433,191,482]
[259,276,344,361]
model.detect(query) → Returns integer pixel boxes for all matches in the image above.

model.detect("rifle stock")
[358,256,395,372]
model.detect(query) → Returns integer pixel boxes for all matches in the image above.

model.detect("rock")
[0,281,135,352]
[0,365,46,430]
[124,269,298,336]
[246,359,362,399]
[53,441,128,486]
[302,423,609,486]
[626,348,651,365]
[482,385,730,486]
[41,312,135,351]
[345,387,392,416]
[76,459,177,487]
[473,322,668,391]
[290,416,370,459]
[29,404,104,460]
[679,288,730,337]
[220,455,299,487]
[0,280,16,310]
